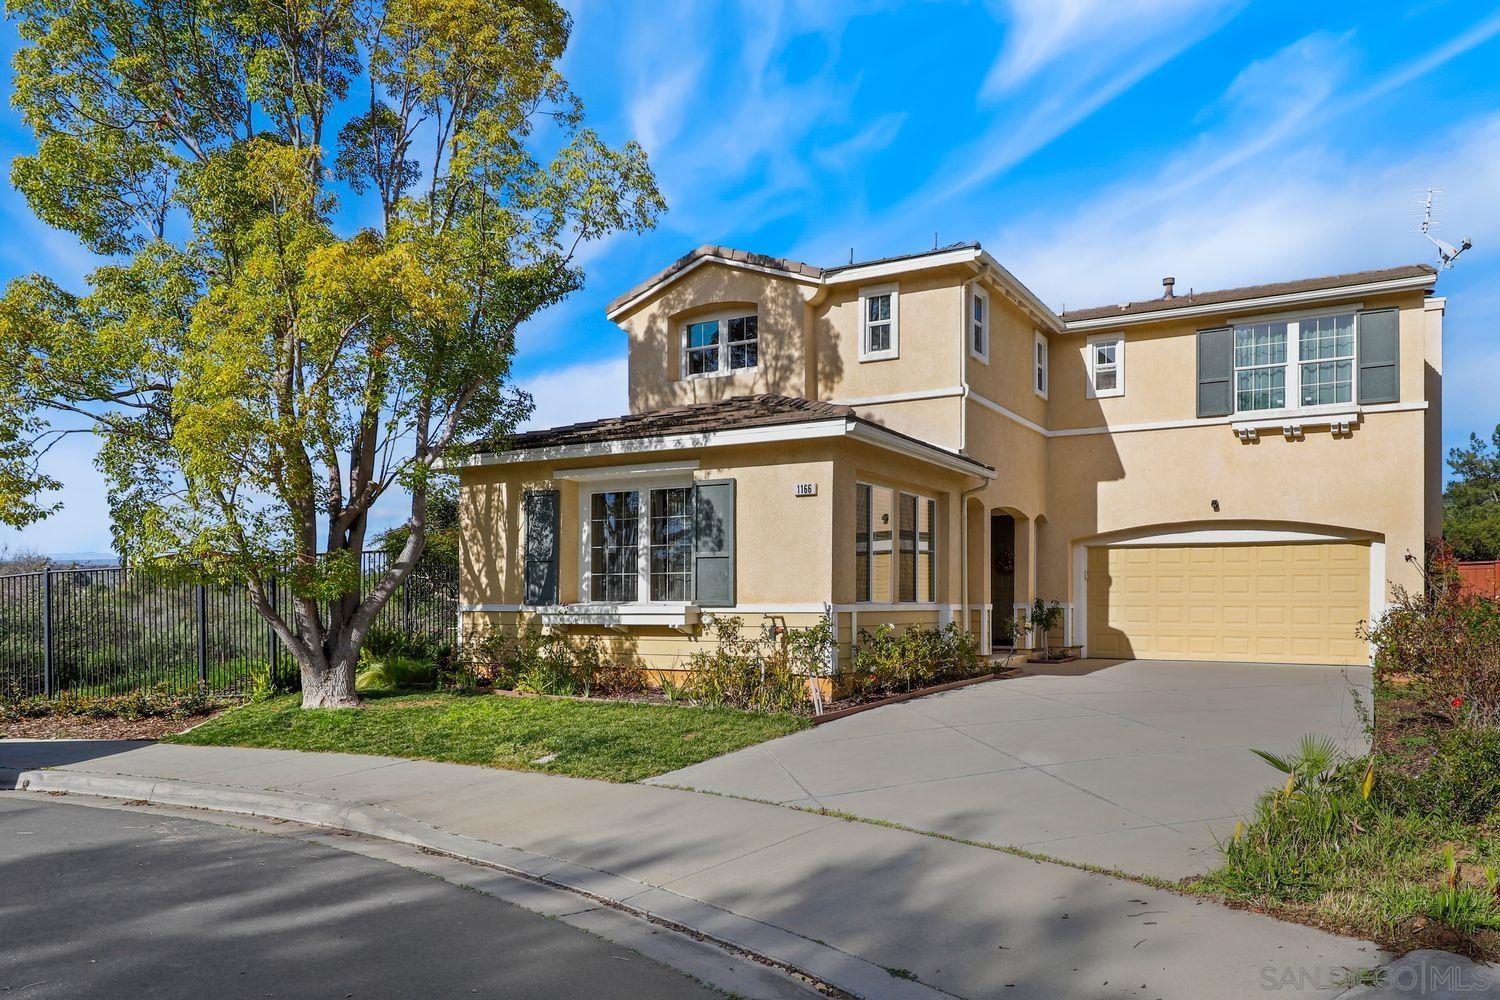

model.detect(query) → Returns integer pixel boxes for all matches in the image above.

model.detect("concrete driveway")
[650,659,1371,879]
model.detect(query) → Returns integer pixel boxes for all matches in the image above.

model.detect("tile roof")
[474,393,993,472]
[605,246,824,315]
[604,242,985,316]
[1060,264,1437,323]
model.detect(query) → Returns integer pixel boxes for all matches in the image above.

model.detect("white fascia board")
[824,247,980,285]
[459,415,992,480]
[604,256,821,321]
[844,420,996,480]
[831,386,965,407]
[1061,273,1435,332]
[552,459,700,482]
[454,420,850,467]
[974,251,1066,334]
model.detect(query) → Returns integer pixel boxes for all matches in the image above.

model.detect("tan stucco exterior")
[461,244,1444,668]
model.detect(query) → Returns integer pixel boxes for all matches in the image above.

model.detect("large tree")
[1444,425,1500,562]
[0,0,663,706]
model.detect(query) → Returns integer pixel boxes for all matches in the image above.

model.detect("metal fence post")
[268,576,279,683]
[195,581,208,684]
[42,567,53,697]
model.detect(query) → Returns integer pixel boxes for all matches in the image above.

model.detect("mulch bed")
[1,712,223,741]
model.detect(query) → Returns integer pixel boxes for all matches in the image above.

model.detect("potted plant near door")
[1024,598,1079,662]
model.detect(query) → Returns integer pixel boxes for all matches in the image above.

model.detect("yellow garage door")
[1086,542,1369,665]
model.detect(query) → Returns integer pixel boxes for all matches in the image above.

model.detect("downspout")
[958,478,987,641]
[958,278,972,454]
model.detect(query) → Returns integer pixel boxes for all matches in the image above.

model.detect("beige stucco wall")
[554,251,1442,661]
[617,261,820,411]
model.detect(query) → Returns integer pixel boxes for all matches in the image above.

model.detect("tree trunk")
[300,648,359,708]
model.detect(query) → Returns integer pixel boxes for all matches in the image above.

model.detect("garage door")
[1086,542,1369,665]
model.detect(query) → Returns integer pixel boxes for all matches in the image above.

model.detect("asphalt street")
[0,797,722,999]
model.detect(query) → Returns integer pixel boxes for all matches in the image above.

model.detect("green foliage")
[1207,724,1500,947]
[166,691,808,783]
[355,652,436,692]
[1,682,232,722]
[1364,548,1500,726]
[1444,425,1500,561]
[681,615,819,714]
[1023,598,1065,657]
[1383,725,1500,825]
[845,621,984,700]
[460,622,644,698]
[0,0,664,706]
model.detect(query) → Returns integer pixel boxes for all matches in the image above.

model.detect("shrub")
[458,621,644,698]
[845,621,983,699]
[1382,725,1500,825]
[0,683,232,722]
[683,616,813,713]
[355,653,437,692]
[1363,547,1500,725]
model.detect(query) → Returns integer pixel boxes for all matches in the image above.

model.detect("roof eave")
[1061,272,1436,332]
[454,417,994,481]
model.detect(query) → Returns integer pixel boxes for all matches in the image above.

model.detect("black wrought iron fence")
[0,552,458,700]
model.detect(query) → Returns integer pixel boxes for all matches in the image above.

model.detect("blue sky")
[2,0,1498,558]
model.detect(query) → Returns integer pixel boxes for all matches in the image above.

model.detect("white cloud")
[518,354,629,431]
[983,0,1242,95]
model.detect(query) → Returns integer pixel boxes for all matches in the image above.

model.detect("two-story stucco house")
[456,242,1443,672]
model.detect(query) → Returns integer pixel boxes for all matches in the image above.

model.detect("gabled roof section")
[466,394,995,478]
[604,246,824,318]
[604,240,1064,332]
[1061,264,1437,327]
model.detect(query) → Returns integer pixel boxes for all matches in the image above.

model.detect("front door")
[990,513,1015,644]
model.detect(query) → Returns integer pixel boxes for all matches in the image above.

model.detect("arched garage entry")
[1072,524,1384,665]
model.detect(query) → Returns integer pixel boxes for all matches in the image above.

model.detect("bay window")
[855,483,935,603]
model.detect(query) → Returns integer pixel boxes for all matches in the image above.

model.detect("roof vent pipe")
[1162,276,1176,299]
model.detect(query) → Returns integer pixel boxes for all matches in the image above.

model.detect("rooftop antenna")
[848,247,854,265]
[933,232,939,250]
[1420,187,1472,269]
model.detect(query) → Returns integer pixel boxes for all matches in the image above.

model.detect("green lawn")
[165,690,808,782]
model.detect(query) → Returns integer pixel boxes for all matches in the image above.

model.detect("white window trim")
[969,285,990,364]
[680,308,758,382]
[858,283,900,362]
[1230,309,1357,416]
[1033,331,1049,399]
[578,473,695,606]
[854,481,938,605]
[1085,332,1124,399]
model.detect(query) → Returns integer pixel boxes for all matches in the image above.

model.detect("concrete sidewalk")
[2,739,1383,999]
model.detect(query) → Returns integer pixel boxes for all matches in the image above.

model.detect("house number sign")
[794,482,818,497]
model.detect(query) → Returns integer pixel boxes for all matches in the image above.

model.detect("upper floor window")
[1033,332,1049,398]
[1232,312,1354,412]
[683,311,758,380]
[1086,334,1124,398]
[859,284,899,361]
[970,286,989,363]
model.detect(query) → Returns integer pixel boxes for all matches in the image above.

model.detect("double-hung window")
[1033,333,1049,398]
[1297,313,1355,406]
[1232,312,1355,413]
[683,312,757,379]
[859,284,899,361]
[970,287,989,363]
[855,483,935,603]
[588,485,693,602]
[1086,334,1124,398]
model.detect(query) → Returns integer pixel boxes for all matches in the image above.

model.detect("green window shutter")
[692,479,735,607]
[1196,326,1233,417]
[1357,309,1399,404]
[522,489,560,606]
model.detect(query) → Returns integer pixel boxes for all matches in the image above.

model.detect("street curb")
[13,767,954,1000]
